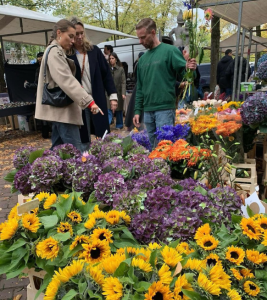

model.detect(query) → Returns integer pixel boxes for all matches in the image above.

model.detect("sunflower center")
[63,228,69,233]
[73,215,78,219]
[207,258,217,266]
[261,224,267,229]
[204,241,213,247]
[230,251,239,259]
[152,292,163,300]
[179,291,184,297]
[247,225,255,233]
[249,284,256,290]
[99,233,106,241]
[90,247,101,259]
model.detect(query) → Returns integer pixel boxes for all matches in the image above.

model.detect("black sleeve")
[216,62,221,84]
[95,45,117,95]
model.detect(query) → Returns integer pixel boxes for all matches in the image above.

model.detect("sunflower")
[84,217,96,230]
[240,269,254,279]
[80,240,111,263]
[196,235,219,251]
[183,258,205,273]
[43,194,57,210]
[44,274,61,300]
[22,213,41,233]
[246,249,267,265]
[101,253,126,274]
[158,264,172,285]
[135,247,152,262]
[67,211,82,223]
[35,192,50,202]
[204,253,221,267]
[77,197,86,205]
[132,257,153,273]
[119,211,131,224]
[102,277,123,300]
[0,218,18,240]
[176,242,194,255]
[55,260,84,283]
[243,281,260,297]
[149,243,162,250]
[0,222,7,236]
[90,228,113,243]
[240,218,261,240]
[70,235,90,250]
[57,222,73,236]
[94,205,100,211]
[161,246,182,268]
[256,217,267,233]
[144,281,174,300]
[36,237,60,261]
[173,274,193,300]
[209,264,231,290]
[197,273,221,296]
[225,246,245,265]
[60,194,70,199]
[8,204,20,220]
[194,223,211,240]
[105,210,120,225]
[90,210,106,220]
[262,232,267,246]
[88,265,105,286]
[230,268,243,281]
[227,289,242,300]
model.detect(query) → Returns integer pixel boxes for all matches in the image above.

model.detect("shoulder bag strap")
[43,45,58,82]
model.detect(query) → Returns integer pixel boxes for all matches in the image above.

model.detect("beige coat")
[35,40,93,126]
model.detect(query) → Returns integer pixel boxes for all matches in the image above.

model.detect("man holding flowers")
[133,18,197,148]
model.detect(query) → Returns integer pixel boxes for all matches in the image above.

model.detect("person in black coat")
[216,49,233,96]
[24,52,44,89]
[69,17,118,150]
[225,56,251,92]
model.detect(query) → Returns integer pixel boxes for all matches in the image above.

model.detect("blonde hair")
[136,18,156,33]
[68,16,93,55]
[49,19,75,45]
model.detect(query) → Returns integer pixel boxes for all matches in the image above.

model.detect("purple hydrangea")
[126,142,149,158]
[131,130,151,151]
[62,158,82,186]
[13,146,36,170]
[155,124,190,143]
[29,156,63,192]
[102,157,132,179]
[72,160,102,199]
[125,178,138,190]
[103,132,123,142]
[14,163,33,195]
[89,140,105,156]
[94,171,127,205]
[240,92,267,126]
[42,149,58,157]
[133,172,175,192]
[258,60,267,80]
[179,178,209,192]
[113,189,147,215]
[152,158,171,176]
[99,142,123,163]
[53,143,81,158]
[128,154,155,178]
[257,53,267,68]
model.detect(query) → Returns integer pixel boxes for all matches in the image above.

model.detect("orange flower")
[216,121,242,137]
[190,114,219,135]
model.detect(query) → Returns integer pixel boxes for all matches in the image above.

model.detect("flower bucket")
[23,268,46,300]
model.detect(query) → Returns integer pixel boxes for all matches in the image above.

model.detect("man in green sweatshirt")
[133,18,196,148]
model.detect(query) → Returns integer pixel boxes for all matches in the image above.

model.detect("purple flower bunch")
[126,142,149,158]
[94,171,127,205]
[99,142,123,163]
[102,157,132,179]
[178,178,208,192]
[155,124,190,143]
[29,156,63,192]
[103,132,122,142]
[53,143,80,158]
[257,53,267,68]
[128,154,156,178]
[131,130,151,151]
[89,140,105,156]
[62,158,82,186]
[257,60,267,80]
[72,160,102,199]
[152,158,171,176]
[14,163,33,195]
[182,0,195,9]
[240,92,267,126]
[13,146,36,170]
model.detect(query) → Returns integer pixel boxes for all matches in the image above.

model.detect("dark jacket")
[225,56,251,90]
[107,64,126,111]
[26,64,40,89]
[217,55,233,89]
[68,45,117,141]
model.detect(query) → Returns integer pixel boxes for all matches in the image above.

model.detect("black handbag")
[42,45,74,107]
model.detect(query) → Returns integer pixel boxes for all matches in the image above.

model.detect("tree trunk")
[210,16,220,93]
[0,47,6,93]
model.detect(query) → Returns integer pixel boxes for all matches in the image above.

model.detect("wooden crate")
[23,268,46,300]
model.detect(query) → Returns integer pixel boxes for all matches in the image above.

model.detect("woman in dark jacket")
[108,52,126,130]
[68,17,118,150]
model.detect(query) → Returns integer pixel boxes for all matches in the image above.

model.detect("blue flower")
[155,124,190,142]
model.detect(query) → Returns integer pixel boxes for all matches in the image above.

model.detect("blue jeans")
[108,109,123,129]
[144,109,175,148]
[51,122,82,152]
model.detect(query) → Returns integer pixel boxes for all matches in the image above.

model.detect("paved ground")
[0,122,129,299]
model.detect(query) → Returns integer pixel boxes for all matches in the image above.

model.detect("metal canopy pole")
[245,29,252,81]
[232,0,244,100]
[45,31,48,46]
[0,36,5,63]
[255,44,258,70]
[237,28,246,100]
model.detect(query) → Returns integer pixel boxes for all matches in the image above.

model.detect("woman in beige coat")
[35,19,102,152]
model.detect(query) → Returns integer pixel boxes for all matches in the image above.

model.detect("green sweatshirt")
[135,43,186,115]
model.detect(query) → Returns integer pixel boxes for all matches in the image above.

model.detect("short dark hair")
[105,45,113,52]
[109,52,122,66]
[162,36,173,45]
[225,49,232,55]
[136,18,156,33]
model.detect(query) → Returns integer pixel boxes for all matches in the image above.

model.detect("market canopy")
[198,0,267,29]
[0,5,136,46]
